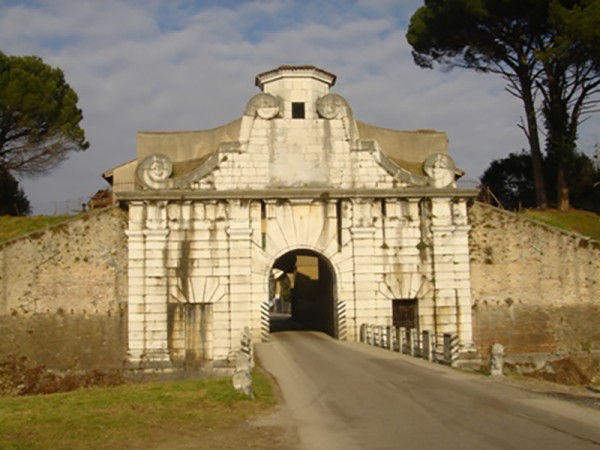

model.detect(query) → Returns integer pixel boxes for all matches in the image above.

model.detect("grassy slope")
[0,215,73,243]
[0,370,276,449]
[520,208,600,241]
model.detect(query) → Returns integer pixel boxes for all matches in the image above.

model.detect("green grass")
[520,208,600,241]
[0,369,276,450]
[0,215,73,243]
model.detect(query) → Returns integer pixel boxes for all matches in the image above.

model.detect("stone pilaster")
[126,201,171,369]
[226,200,254,355]
[350,225,378,325]
[125,228,146,366]
[141,228,171,366]
[451,199,474,349]
[429,198,474,350]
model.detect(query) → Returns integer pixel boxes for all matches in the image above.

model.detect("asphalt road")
[256,331,600,450]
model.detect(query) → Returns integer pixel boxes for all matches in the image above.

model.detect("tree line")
[408,0,600,211]
[2,1,600,215]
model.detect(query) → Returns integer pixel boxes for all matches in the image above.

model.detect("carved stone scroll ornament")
[423,153,456,188]
[317,93,350,119]
[137,143,241,190]
[364,140,427,187]
[244,93,280,119]
[137,154,173,189]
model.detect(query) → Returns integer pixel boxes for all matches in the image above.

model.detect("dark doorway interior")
[270,250,336,337]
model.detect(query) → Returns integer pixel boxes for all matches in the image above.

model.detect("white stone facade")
[115,65,477,369]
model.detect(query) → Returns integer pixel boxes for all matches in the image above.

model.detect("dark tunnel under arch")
[269,249,338,337]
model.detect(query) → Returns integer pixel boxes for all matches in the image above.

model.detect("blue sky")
[1,0,598,214]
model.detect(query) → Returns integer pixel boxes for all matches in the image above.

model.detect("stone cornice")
[117,187,478,202]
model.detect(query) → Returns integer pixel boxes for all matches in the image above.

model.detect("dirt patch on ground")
[502,375,600,411]
[0,355,125,396]
[500,353,600,412]
[503,353,600,388]
[535,355,600,386]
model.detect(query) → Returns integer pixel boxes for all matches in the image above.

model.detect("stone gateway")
[109,65,478,369]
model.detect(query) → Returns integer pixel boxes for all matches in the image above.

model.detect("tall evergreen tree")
[407,0,600,210]
[0,51,89,177]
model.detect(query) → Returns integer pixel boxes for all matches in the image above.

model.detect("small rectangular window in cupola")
[291,102,305,119]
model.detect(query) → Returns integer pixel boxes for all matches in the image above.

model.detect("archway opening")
[269,250,337,337]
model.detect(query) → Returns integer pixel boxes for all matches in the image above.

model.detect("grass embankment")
[0,215,72,243]
[0,370,276,449]
[520,208,600,241]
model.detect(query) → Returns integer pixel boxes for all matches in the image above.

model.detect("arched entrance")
[269,249,337,337]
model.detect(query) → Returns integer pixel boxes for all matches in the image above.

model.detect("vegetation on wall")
[0,214,72,243]
[521,208,600,241]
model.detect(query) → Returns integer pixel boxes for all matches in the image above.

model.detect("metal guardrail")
[359,324,459,366]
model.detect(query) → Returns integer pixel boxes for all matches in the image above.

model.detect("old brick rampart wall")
[0,207,128,370]
[469,202,600,357]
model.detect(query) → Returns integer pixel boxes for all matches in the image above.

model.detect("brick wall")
[469,202,600,356]
[0,207,128,370]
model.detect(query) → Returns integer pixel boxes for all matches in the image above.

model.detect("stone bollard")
[405,328,413,355]
[422,331,430,360]
[410,329,418,356]
[232,327,254,398]
[490,343,505,376]
[399,327,407,354]
[360,324,367,343]
[386,326,393,350]
[232,353,254,398]
[393,327,401,352]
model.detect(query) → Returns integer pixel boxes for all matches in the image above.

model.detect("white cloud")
[0,0,597,213]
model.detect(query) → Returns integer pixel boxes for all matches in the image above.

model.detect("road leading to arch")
[256,332,600,450]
